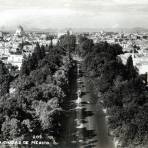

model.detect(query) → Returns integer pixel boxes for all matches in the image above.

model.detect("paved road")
[74,60,115,148]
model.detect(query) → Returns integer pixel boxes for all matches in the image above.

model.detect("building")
[7,54,23,70]
[14,25,25,37]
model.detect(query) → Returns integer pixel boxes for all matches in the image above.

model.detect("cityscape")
[1,26,148,78]
[0,0,148,148]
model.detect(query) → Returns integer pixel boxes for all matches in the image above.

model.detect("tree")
[20,58,29,76]
[0,61,10,96]
[79,39,93,57]
[40,45,46,59]
[48,35,54,48]
[58,35,76,53]
[1,117,21,140]
[38,83,65,101]
[34,42,42,61]
[53,69,68,89]
[30,67,51,86]
[20,44,46,76]
[126,56,138,80]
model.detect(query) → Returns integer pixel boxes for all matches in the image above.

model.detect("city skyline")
[0,0,148,30]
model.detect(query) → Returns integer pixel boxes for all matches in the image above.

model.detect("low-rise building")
[7,54,23,70]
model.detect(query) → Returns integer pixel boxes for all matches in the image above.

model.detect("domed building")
[14,25,25,37]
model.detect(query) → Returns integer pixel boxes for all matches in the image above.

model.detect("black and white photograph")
[0,0,147,148]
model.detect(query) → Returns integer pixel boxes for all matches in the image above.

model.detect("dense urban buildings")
[1,26,148,76]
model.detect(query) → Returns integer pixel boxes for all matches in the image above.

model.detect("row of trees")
[58,34,76,53]
[80,37,148,147]
[0,38,76,145]
[0,61,10,97]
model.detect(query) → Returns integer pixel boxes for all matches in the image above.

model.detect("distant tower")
[15,25,25,36]
[67,29,73,35]
[100,30,104,35]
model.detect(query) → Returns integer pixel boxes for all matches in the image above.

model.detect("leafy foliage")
[82,38,148,147]
[0,43,76,144]
[58,34,76,52]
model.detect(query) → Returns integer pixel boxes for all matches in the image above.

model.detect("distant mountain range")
[25,27,148,33]
[102,27,148,33]
[1,26,148,33]
[71,27,148,33]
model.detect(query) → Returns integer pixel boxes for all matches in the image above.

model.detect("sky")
[0,0,148,30]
